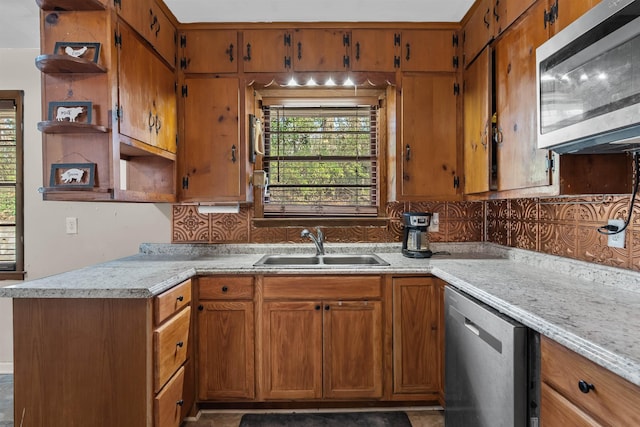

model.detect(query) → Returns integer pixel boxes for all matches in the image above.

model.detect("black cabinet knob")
[176,399,184,407]
[324,305,330,311]
[315,305,321,310]
[222,286,228,293]
[176,341,184,348]
[176,295,184,302]
[578,380,595,394]
[198,304,204,311]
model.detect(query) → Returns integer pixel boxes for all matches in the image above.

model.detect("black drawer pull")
[176,295,184,302]
[176,341,184,348]
[578,380,595,394]
[176,399,184,407]
[222,286,228,293]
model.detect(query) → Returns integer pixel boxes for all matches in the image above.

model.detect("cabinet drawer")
[154,366,185,427]
[541,336,640,426]
[154,306,190,393]
[263,275,382,300]
[199,276,254,300]
[155,279,192,325]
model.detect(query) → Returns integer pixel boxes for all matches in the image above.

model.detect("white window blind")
[262,105,378,217]
[0,95,21,273]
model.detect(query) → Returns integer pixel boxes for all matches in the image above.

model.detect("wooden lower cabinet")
[541,336,640,426]
[197,276,255,400]
[392,277,442,399]
[260,275,384,401]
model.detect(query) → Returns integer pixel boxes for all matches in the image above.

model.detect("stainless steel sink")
[254,253,389,267]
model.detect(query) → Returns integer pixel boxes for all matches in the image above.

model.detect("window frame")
[0,90,25,280]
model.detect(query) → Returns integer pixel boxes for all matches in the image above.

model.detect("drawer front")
[154,306,191,393]
[154,366,185,427]
[541,382,601,427]
[541,336,640,426]
[155,279,192,325]
[263,275,382,300]
[199,276,254,300]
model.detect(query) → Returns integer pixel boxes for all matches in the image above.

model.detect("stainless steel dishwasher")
[445,286,539,427]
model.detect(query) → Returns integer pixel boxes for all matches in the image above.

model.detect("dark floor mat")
[239,411,411,427]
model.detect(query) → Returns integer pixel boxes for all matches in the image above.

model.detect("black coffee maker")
[402,212,433,258]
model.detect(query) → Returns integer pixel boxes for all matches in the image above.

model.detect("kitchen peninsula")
[2,242,640,426]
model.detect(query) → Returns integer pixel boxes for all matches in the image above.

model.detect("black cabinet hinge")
[113,0,121,9]
[180,57,188,69]
[453,176,460,189]
[182,176,189,190]
[452,33,459,47]
[114,31,122,48]
[284,33,291,46]
[544,0,559,28]
[284,56,291,69]
[453,83,460,95]
[545,154,555,172]
[114,104,122,121]
[394,56,401,68]
[453,56,459,69]
[180,34,187,48]
[181,85,188,97]
[343,33,350,47]
[343,55,350,68]
[394,33,401,46]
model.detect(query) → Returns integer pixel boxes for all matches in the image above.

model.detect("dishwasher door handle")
[464,318,481,335]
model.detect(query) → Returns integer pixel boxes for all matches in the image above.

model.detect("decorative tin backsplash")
[172,195,640,272]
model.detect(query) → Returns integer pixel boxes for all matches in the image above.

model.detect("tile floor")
[0,374,443,427]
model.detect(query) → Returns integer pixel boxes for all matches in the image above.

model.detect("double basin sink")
[254,253,389,268]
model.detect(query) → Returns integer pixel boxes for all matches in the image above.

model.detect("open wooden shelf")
[36,0,106,11]
[36,55,107,74]
[41,187,114,201]
[38,121,108,134]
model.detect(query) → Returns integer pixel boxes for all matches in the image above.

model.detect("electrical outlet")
[429,213,440,233]
[607,219,625,248]
[65,217,78,234]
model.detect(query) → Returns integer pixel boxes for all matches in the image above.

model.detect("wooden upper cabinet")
[115,0,176,66]
[180,30,238,73]
[493,0,536,35]
[292,29,350,72]
[180,77,242,202]
[242,30,292,73]
[463,47,493,195]
[493,0,551,191]
[462,0,494,68]
[401,30,458,72]
[351,30,399,72]
[400,74,460,200]
[551,0,600,34]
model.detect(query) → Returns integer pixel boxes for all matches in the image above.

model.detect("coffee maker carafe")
[402,212,433,258]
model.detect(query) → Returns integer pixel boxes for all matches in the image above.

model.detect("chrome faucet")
[301,227,325,255]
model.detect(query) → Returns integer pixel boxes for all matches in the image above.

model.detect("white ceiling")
[0,0,474,49]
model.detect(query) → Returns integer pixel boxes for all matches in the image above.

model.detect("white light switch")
[66,217,78,234]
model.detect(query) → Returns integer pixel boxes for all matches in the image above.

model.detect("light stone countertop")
[2,242,640,388]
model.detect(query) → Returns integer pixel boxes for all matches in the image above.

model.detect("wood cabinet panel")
[154,306,191,393]
[493,0,551,191]
[392,277,441,395]
[197,301,255,400]
[400,74,459,199]
[493,0,536,35]
[292,29,350,72]
[199,276,254,300]
[242,29,291,73]
[154,367,186,427]
[541,336,640,426]
[155,279,192,325]
[541,382,601,427]
[462,0,494,67]
[551,0,600,33]
[181,77,241,201]
[463,47,493,194]
[263,275,382,300]
[180,30,238,73]
[262,301,323,399]
[401,30,458,72]
[351,29,399,72]
[323,300,383,399]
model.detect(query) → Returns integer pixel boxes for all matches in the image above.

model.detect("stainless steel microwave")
[536,0,640,154]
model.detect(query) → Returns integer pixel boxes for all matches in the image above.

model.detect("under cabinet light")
[306,77,318,86]
[197,204,240,214]
[325,77,336,86]
[343,77,354,86]
[287,77,298,87]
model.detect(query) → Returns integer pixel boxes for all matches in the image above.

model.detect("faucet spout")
[301,227,325,255]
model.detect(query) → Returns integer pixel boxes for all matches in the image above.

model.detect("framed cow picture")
[50,163,96,188]
[54,42,101,63]
[48,101,92,124]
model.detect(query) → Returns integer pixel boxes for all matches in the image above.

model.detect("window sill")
[0,271,26,281]
[253,217,390,228]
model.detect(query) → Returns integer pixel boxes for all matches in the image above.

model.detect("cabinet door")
[494,0,551,191]
[400,74,459,199]
[292,29,350,72]
[180,30,238,73]
[152,56,177,153]
[462,0,494,67]
[351,30,399,72]
[242,30,291,73]
[463,48,493,194]
[493,0,536,35]
[181,77,241,202]
[392,277,441,395]
[323,301,383,399]
[401,30,457,72]
[197,301,255,400]
[551,0,600,34]
[261,301,323,400]
[147,4,176,67]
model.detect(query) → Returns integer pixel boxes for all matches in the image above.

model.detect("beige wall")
[0,48,173,372]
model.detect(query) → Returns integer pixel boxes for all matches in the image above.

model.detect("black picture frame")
[50,163,96,188]
[48,101,93,124]
[54,42,101,63]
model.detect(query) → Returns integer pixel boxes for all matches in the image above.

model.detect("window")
[261,105,379,217]
[0,91,24,278]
